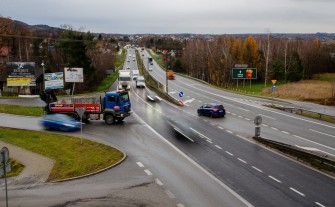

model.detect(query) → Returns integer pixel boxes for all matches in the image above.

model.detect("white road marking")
[155,178,163,186]
[238,158,247,164]
[190,127,211,141]
[261,124,268,127]
[177,204,185,207]
[218,126,224,130]
[289,187,305,197]
[227,111,231,114]
[309,129,335,138]
[207,140,213,144]
[165,190,176,198]
[215,145,222,149]
[144,169,152,176]
[225,151,234,156]
[232,113,236,116]
[315,202,326,207]
[268,175,282,183]
[252,166,263,173]
[271,127,279,131]
[136,162,144,168]
[238,116,243,118]
[226,130,233,134]
[281,131,290,134]
[210,123,215,126]
[259,114,276,120]
[245,118,251,121]
[293,134,335,152]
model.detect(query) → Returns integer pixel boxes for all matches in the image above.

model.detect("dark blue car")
[197,103,225,118]
[40,114,81,131]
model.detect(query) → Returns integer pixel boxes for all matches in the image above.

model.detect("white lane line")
[245,118,251,121]
[238,158,247,164]
[315,202,326,207]
[177,204,185,207]
[271,127,279,131]
[261,124,268,127]
[136,162,144,168]
[207,140,213,144]
[226,130,233,134]
[259,114,276,120]
[289,187,305,197]
[144,169,153,176]
[227,111,231,114]
[268,175,282,183]
[252,166,263,173]
[215,145,222,149]
[281,131,290,134]
[238,116,243,118]
[232,113,236,116]
[309,129,335,138]
[226,151,234,156]
[293,134,335,152]
[190,127,211,140]
[210,123,215,126]
[218,126,224,130]
[155,178,163,186]
[165,190,176,198]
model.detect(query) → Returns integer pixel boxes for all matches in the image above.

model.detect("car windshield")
[213,105,224,109]
[47,115,73,121]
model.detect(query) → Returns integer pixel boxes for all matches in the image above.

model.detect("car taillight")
[213,109,218,112]
[114,106,120,110]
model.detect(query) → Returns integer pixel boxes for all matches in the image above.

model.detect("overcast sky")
[1,0,334,34]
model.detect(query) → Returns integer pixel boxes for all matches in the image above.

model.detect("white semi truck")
[118,70,131,90]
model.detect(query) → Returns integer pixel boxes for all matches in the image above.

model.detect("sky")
[1,0,335,34]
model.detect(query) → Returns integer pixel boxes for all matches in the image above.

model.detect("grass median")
[0,127,124,182]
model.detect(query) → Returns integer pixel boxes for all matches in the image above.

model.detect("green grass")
[0,158,24,178]
[296,110,335,123]
[313,73,335,82]
[0,104,44,116]
[0,127,124,181]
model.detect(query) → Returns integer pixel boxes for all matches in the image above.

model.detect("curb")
[50,152,127,183]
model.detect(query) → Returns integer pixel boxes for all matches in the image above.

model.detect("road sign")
[232,68,257,79]
[271,79,277,84]
[234,64,248,68]
[272,84,276,89]
[75,107,86,119]
[179,91,184,98]
[0,147,9,163]
[0,163,11,176]
[254,116,262,126]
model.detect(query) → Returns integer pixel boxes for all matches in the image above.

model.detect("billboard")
[6,62,35,78]
[7,77,36,86]
[64,68,84,82]
[45,72,64,90]
[232,68,257,79]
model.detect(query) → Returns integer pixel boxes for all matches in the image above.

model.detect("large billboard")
[6,62,35,78]
[45,72,64,90]
[64,68,84,82]
[232,68,257,79]
[6,77,36,86]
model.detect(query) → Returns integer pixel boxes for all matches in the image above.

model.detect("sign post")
[75,107,86,144]
[254,116,262,138]
[1,147,11,207]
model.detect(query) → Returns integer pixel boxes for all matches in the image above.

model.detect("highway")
[132,48,335,206]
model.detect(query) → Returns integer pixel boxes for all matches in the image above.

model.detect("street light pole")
[41,61,45,91]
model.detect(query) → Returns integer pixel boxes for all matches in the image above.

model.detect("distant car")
[126,66,130,69]
[150,62,153,65]
[133,58,136,61]
[40,114,81,131]
[136,76,145,88]
[197,103,225,118]
[148,67,153,71]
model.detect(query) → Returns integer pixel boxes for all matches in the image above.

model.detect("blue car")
[197,103,225,118]
[40,114,81,131]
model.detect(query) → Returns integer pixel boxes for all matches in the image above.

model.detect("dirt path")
[0,141,54,185]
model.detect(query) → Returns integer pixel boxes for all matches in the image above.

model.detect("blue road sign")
[179,91,184,98]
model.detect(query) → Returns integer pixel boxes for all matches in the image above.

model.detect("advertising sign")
[7,77,36,86]
[45,72,64,90]
[6,62,35,78]
[232,68,257,79]
[64,68,84,82]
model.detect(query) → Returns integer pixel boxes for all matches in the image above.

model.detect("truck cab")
[103,91,131,124]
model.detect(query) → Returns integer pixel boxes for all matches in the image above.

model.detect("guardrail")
[253,136,335,174]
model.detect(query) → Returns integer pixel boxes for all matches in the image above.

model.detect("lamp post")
[41,61,45,91]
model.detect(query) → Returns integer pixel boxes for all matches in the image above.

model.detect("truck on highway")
[167,70,175,80]
[42,90,131,125]
[118,70,131,90]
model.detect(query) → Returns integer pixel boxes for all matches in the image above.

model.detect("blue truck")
[41,90,131,125]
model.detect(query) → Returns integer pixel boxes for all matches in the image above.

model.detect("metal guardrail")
[253,136,335,172]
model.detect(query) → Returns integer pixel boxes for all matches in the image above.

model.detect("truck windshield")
[120,93,130,103]
[119,77,131,81]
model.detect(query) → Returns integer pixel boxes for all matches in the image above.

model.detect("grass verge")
[0,104,44,116]
[0,158,24,178]
[0,127,124,182]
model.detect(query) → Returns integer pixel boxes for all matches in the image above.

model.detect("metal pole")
[41,61,45,91]
[1,152,8,207]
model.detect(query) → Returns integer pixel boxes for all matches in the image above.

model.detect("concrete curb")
[50,152,127,183]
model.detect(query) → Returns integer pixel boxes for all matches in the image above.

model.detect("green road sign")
[232,68,257,79]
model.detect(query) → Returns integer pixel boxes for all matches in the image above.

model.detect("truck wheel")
[105,115,115,125]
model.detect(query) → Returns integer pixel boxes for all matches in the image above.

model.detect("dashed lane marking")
[215,145,222,149]
[315,202,326,207]
[268,175,282,183]
[289,187,305,197]
[155,178,163,186]
[225,151,234,156]
[271,127,279,130]
[281,131,290,134]
[144,169,152,176]
[165,190,176,199]
[252,166,263,173]
[136,162,144,168]
[238,158,247,164]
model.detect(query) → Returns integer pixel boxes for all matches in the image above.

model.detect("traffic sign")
[254,116,262,126]
[75,107,86,119]
[232,68,257,79]
[0,147,9,163]
[272,84,276,89]
[271,80,277,84]
[179,91,184,98]
[0,163,11,176]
